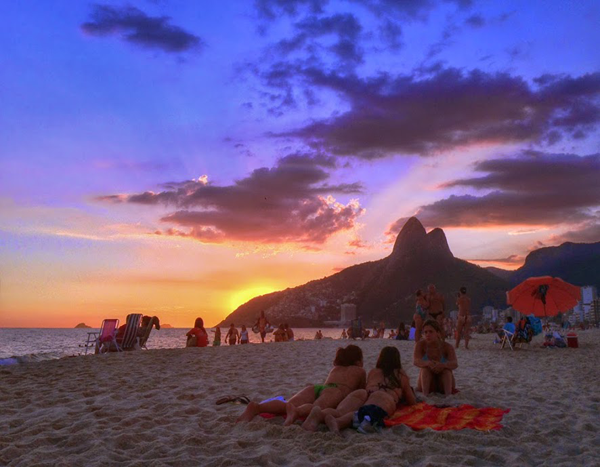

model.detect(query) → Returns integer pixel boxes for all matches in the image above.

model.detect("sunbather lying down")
[236,345,366,424]
[323,346,416,435]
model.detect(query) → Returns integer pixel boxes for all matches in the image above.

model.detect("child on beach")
[413,319,458,396]
[240,325,249,344]
[324,346,416,434]
[213,327,221,346]
[186,318,209,347]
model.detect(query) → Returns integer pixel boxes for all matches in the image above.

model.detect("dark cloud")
[81,5,202,53]
[387,151,600,233]
[255,0,328,19]
[276,67,600,158]
[548,221,600,244]
[465,14,485,28]
[466,254,523,264]
[99,154,364,244]
[277,13,364,64]
[354,0,471,20]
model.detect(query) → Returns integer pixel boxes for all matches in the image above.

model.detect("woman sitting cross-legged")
[413,319,458,396]
[236,345,366,423]
[324,346,416,434]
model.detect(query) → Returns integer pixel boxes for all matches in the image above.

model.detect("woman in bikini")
[413,319,458,396]
[236,345,366,423]
[413,289,428,342]
[324,346,417,434]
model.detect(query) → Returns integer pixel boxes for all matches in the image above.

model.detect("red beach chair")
[82,319,119,354]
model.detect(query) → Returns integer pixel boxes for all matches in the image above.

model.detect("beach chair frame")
[80,319,119,354]
[500,329,515,350]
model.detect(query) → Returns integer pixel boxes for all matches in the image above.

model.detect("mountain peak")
[426,228,454,259]
[392,217,427,255]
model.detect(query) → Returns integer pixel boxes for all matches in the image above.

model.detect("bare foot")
[301,406,322,432]
[236,401,261,423]
[324,414,341,436]
[283,402,298,426]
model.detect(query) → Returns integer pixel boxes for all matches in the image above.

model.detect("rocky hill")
[218,218,510,327]
[509,241,600,288]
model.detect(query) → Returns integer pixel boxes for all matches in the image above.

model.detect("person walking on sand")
[255,310,270,343]
[240,325,249,344]
[455,287,471,349]
[225,323,239,345]
[426,284,445,333]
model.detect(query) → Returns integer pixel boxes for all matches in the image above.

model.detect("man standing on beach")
[455,287,471,349]
[256,310,270,343]
[426,284,445,332]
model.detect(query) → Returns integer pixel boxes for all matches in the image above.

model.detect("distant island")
[74,323,91,329]
[161,324,173,329]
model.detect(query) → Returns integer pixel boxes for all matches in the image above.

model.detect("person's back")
[326,364,366,394]
[503,319,515,334]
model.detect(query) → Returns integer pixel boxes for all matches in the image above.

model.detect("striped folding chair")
[116,314,143,351]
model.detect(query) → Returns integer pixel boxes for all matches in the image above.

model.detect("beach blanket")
[384,402,509,431]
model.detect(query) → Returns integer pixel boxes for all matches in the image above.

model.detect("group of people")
[185,311,295,347]
[237,319,457,433]
[186,319,251,347]
[411,284,471,350]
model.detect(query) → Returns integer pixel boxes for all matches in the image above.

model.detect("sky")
[0,0,598,328]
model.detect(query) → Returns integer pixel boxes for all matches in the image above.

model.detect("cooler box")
[566,332,579,348]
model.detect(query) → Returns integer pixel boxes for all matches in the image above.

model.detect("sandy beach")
[1,331,599,467]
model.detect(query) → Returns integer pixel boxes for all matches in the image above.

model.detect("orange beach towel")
[385,402,509,431]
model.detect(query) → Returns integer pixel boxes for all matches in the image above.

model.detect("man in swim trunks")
[426,284,445,334]
[225,323,239,345]
[256,310,270,343]
[455,287,471,349]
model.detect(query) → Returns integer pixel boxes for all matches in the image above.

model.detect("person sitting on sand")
[225,323,240,345]
[240,325,249,344]
[324,346,417,434]
[186,318,209,347]
[237,345,366,424]
[395,322,408,340]
[284,323,294,342]
[274,324,288,342]
[388,329,396,339]
[496,316,516,342]
[213,327,221,346]
[455,287,471,349]
[315,330,323,340]
[413,319,458,396]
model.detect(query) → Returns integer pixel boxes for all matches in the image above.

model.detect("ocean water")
[0,327,351,364]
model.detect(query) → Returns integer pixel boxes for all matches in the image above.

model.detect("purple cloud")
[81,5,203,53]
[99,154,364,244]
[276,67,600,158]
[387,151,600,234]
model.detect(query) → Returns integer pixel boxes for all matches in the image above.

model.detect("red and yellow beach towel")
[385,402,509,431]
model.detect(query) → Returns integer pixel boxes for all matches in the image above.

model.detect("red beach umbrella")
[506,276,581,318]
